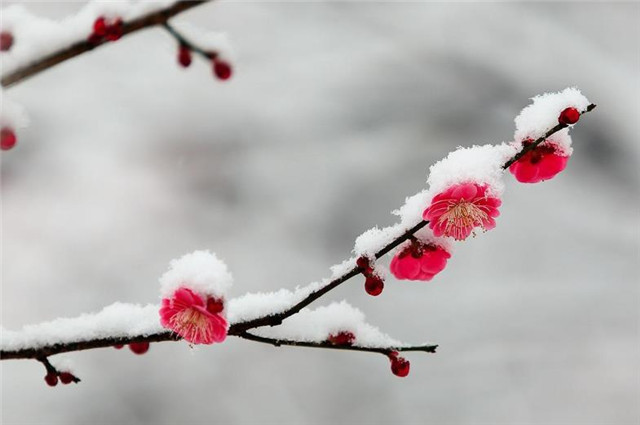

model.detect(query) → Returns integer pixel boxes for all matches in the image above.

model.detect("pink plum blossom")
[422,183,501,241]
[509,140,569,183]
[159,287,228,345]
[390,240,451,281]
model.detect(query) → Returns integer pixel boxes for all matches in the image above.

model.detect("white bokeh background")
[1,2,639,424]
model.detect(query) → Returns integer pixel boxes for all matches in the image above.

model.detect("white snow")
[353,225,406,258]
[1,292,412,352]
[0,303,163,352]
[252,301,413,348]
[159,250,232,299]
[226,282,321,324]
[514,87,591,142]
[0,88,29,129]
[427,142,517,199]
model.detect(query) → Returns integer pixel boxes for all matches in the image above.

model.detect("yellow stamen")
[438,200,489,240]
[170,308,212,342]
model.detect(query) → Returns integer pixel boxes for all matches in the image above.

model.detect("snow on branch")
[1,88,597,384]
[0,0,211,87]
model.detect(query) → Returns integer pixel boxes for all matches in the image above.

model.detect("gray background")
[1,1,639,424]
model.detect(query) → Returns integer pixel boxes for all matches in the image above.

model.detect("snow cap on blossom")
[159,250,232,344]
[418,143,514,241]
[159,250,232,300]
[427,143,516,198]
[514,87,590,142]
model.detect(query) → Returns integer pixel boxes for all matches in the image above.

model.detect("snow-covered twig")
[231,103,597,333]
[238,332,438,355]
[1,1,210,87]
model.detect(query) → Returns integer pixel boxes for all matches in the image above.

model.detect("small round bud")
[93,17,107,37]
[44,373,59,387]
[213,59,232,80]
[364,275,384,296]
[105,18,123,42]
[558,107,580,125]
[390,356,410,377]
[59,372,75,384]
[128,341,150,355]
[328,331,356,346]
[178,45,192,68]
[356,256,370,269]
[206,297,224,314]
[1,127,17,150]
[1,31,14,52]
[113,344,124,349]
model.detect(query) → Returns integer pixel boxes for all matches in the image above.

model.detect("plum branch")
[231,103,597,333]
[0,103,595,371]
[1,0,211,88]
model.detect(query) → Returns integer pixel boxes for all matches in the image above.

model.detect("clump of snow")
[253,301,414,348]
[0,303,162,352]
[393,189,432,227]
[49,357,74,373]
[353,225,406,258]
[159,250,232,299]
[427,143,517,199]
[0,88,29,129]
[514,87,590,142]
[329,257,357,278]
[226,282,321,324]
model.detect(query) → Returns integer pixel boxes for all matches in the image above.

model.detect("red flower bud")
[558,107,580,125]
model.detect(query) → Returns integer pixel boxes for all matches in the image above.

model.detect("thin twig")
[1,1,210,87]
[237,332,438,355]
[162,22,214,59]
[37,356,81,383]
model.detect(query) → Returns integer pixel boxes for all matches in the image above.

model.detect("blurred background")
[1,2,639,424]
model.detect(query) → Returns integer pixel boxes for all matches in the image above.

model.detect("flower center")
[438,200,488,239]
[170,308,212,342]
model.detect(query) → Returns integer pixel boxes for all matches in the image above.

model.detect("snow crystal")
[426,142,517,198]
[253,301,412,348]
[514,87,590,142]
[0,303,162,352]
[159,250,232,299]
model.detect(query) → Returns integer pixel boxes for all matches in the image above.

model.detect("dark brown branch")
[237,332,438,354]
[1,0,210,87]
[0,104,596,363]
